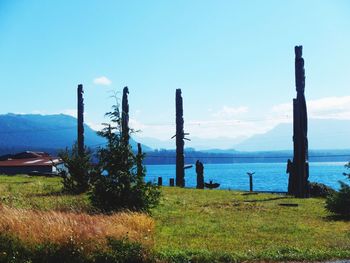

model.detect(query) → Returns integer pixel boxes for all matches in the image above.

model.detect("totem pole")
[122,86,130,145]
[137,143,143,178]
[172,89,190,187]
[288,46,310,198]
[195,160,204,189]
[77,84,84,156]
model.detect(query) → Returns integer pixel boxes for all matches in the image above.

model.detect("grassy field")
[153,188,350,262]
[1,175,350,262]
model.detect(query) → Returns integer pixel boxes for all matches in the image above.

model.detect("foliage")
[309,182,335,198]
[0,179,154,263]
[94,238,149,263]
[89,103,160,212]
[343,162,350,179]
[2,176,350,261]
[0,204,154,251]
[326,181,350,216]
[325,162,350,216]
[58,143,93,194]
[0,234,150,263]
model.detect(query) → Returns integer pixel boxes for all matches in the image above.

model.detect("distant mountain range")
[133,135,246,151]
[235,119,350,151]
[136,119,350,152]
[1,114,350,163]
[143,148,350,164]
[0,113,151,155]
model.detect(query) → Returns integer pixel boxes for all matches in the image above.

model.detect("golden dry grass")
[0,203,154,252]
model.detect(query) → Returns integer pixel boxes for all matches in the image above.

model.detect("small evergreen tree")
[309,182,335,198]
[89,103,160,212]
[326,162,350,216]
[58,143,92,194]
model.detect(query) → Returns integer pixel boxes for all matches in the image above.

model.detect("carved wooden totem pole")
[122,86,130,145]
[137,143,143,178]
[288,46,310,198]
[173,89,189,187]
[77,84,84,156]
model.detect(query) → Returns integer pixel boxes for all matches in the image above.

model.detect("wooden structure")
[122,86,130,144]
[158,177,163,186]
[195,160,204,189]
[77,84,84,156]
[204,180,220,189]
[173,89,190,187]
[0,151,63,175]
[136,143,143,177]
[288,46,310,198]
[247,172,255,192]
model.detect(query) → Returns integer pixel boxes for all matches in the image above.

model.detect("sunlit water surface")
[145,162,348,192]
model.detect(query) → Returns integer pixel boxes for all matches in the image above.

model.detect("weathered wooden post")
[288,46,310,198]
[169,178,175,187]
[247,172,254,192]
[158,177,163,186]
[175,89,185,187]
[195,160,204,189]
[137,143,143,177]
[77,84,84,156]
[249,176,253,192]
[122,86,130,145]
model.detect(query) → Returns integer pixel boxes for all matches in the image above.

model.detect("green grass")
[0,175,92,212]
[153,187,350,262]
[1,175,350,262]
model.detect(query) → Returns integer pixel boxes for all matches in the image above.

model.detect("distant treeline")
[141,149,350,165]
[1,147,350,165]
[0,147,61,157]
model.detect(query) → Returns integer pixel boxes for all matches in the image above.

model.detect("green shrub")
[0,234,150,263]
[90,103,160,213]
[0,234,30,263]
[58,143,93,194]
[309,182,335,198]
[326,181,350,216]
[94,238,148,263]
[325,162,350,216]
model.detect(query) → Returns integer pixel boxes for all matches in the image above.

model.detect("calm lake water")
[145,162,349,192]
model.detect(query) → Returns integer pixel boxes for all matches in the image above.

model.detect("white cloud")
[186,119,265,139]
[28,109,77,118]
[272,96,350,121]
[308,96,350,120]
[128,118,268,141]
[86,121,103,131]
[93,76,112,86]
[116,96,350,148]
[129,118,174,140]
[61,109,77,118]
[211,106,248,119]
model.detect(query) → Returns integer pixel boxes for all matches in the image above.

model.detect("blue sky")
[1,1,350,149]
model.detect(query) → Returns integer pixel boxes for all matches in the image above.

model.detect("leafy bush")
[58,143,93,194]
[89,103,160,212]
[309,182,335,198]
[326,163,350,216]
[326,181,350,216]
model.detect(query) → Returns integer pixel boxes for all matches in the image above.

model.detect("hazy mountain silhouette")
[6,114,347,155]
[135,119,350,152]
[134,135,246,151]
[0,113,151,154]
[236,119,350,151]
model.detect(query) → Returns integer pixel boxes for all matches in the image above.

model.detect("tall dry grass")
[0,203,154,252]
